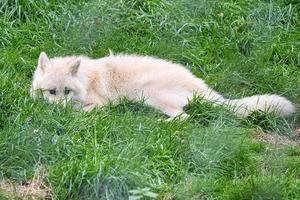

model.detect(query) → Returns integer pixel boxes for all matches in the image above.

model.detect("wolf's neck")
[79,58,110,104]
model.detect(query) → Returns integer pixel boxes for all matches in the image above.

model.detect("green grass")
[0,0,299,199]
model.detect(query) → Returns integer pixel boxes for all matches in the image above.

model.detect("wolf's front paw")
[158,113,189,122]
[165,113,189,122]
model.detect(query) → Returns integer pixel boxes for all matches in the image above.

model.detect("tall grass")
[0,0,299,199]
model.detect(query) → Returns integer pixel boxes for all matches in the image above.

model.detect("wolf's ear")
[70,58,81,75]
[38,52,50,71]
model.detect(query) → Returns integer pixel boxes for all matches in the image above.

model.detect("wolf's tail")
[222,94,296,117]
[194,80,296,118]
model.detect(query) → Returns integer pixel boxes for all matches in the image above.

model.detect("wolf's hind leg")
[144,92,190,121]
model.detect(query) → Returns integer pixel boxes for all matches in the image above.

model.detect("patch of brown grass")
[0,170,52,200]
[254,128,300,147]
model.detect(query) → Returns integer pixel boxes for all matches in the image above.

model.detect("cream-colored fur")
[30,52,296,119]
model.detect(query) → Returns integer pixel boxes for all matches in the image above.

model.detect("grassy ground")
[0,0,300,199]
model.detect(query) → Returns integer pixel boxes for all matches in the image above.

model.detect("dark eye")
[49,89,56,95]
[65,88,72,95]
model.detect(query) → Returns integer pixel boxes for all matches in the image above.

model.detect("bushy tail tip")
[224,94,296,118]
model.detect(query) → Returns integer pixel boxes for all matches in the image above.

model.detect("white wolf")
[30,52,295,120]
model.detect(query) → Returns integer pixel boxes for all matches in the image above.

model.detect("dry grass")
[0,172,52,200]
[255,130,300,147]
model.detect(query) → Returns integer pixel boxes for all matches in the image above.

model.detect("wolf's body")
[31,52,295,119]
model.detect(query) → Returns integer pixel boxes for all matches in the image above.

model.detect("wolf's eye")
[65,88,72,95]
[49,89,56,95]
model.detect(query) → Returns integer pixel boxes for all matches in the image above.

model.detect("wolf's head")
[31,52,86,106]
